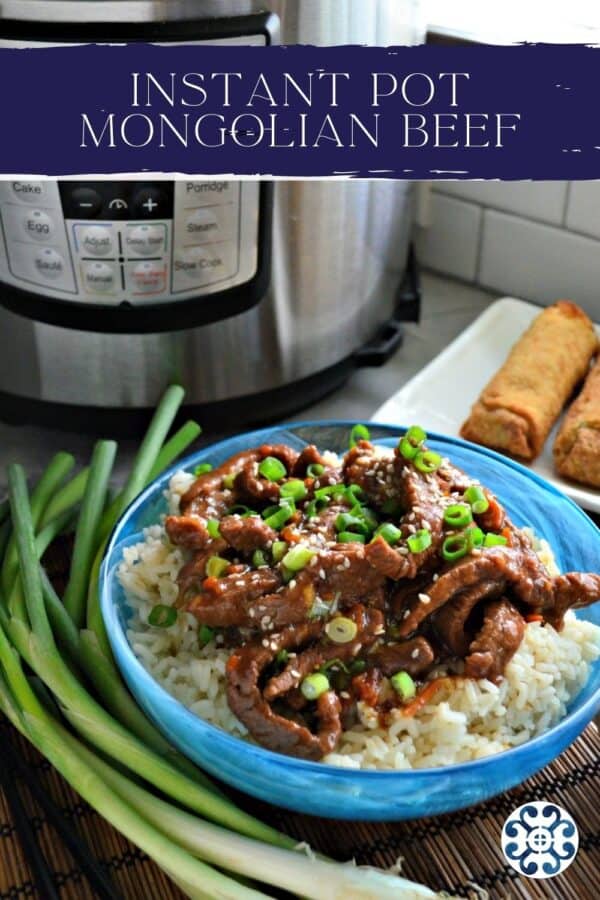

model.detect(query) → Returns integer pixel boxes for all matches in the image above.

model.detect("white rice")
[117,471,600,770]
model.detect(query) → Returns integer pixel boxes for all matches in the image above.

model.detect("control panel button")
[82,261,117,294]
[181,181,235,208]
[11,181,47,204]
[185,205,235,244]
[79,225,114,257]
[22,209,54,242]
[69,188,103,218]
[34,248,66,281]
[173,245,237,289]
[129,261,167,295]
[125,224,165,257]
[132,188,170,219]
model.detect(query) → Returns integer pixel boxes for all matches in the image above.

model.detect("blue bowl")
[101,422,600,820]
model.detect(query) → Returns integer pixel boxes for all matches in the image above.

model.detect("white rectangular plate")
[374,297,600,513]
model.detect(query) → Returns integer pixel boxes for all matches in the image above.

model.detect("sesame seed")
[411,648,420,659]
[261,638,269,648]
[235,580,245,587]
[403,609,411,619]
[288,579,297,590]
[340,691,351,699]
[419,593,431,605]
[432,573,439,582]
[319,569,326,579]
[344,558,351,569]
[291,669,301,678]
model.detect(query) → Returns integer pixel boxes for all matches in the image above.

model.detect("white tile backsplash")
[418,180,600,320]
[435,181,567,225]
[566,182,600,239]
[478,210,600,318]
[415,193,481,282]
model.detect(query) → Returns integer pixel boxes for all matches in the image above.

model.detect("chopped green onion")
[280,480,308,502]
[315,485,345,502]
[258,457,287,482]
[198,625,214,648]
[304,500,318,519]
[350,659,367,675]
[319,658,350,674]
[442,534,469,562]
[307,463,325,478]
[464,485,490,515]
[276,649,289,666]
[374,523,402,545]
[356,505,379,531]
[345,484,367,504]
[194,463,213,476]
[227,505,257,518]
[281,545,315,572]
[399,425,427,460]
[206,557,229,579]
[148,605,177,629]
[335,513,370,536]
[325,617,358,644]
[271,541,288,563]
[252,550,268,569]
[300,673,330,700]
[222,473,236,490]
[407,529,432,554]
[207,519,222,540]
[484,533,508,548]
[338,532,366,544]
[414,450,442,474]
[349,424,370,449]
[391,671,416,701]
[443,504,473,529]
[264,500,295,530]
[467,526,485,549]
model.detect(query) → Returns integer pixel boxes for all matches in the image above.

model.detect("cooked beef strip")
[165,515,212,550]
[343,440,403,508]
[226,621,342,760]
[292,445,340,485]
[315,545,386,606]
[181,449,261,519]
[219,515,278,554]
[397,547,600,636]
[368,636,436,677]
[233,444,300,505]
[187,569,282,628]
[263,605,384,701]
[464,597,525,682]
[431,581,505,656]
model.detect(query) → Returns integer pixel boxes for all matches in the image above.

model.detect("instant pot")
[0,1,422,433]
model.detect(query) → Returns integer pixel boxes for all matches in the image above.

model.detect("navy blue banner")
[0,43,598,178]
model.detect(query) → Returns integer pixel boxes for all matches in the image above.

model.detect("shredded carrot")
[401,677,451,718]
[526,614,544,624]
[202,576,220,592]
[281,526,302,543]
[501,526,512,543]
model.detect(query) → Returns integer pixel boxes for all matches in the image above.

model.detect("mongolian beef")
[154,426,600,761]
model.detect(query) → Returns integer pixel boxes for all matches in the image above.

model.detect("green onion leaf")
[194,463,213,476]
[198,625,214,648]
[443,504,473,529]
[381,499,403,517]
[391,670,416,701]
[442,534,469,562]
[227,505,257,519]
[148,605,177,628]
[338,532,366,544]
[222,473,236,490]
[407,529,432,554]
[464,485,490,515]
[206,557,230,579]
[319,658,350,675]
[271,541,288,563]
[280,480,308,502]
[258,457,287,482]
[264,499,295,530]
[398,425,427,460]
[276,649,289,666]
[307,463,325,478]
[414,450,442,474]
[281,545,315,572]
[335,513,370,536]
[467,526,485,549]
[300,673,330,700]
[483,533,508,548]
[374,523,402,545]
[349,424,370,449]
[325,617,358,644]
[315,485,345,502]
[345,484,367,504]
[252,549,268,569]
[207,519,222,540]
[349,659,367,675]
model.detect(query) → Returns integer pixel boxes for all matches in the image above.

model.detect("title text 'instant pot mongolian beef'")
[119,428,600,770]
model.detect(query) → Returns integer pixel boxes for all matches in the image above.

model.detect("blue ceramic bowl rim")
[101,419,600,781]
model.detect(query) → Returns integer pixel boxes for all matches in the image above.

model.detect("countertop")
[0,271,495,484]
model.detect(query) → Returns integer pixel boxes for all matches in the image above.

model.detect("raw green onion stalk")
[0,387,445,900]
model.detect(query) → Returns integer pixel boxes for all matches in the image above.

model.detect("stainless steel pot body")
[0,1,420,412]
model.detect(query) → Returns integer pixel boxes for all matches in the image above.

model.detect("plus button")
[143,198,158,213]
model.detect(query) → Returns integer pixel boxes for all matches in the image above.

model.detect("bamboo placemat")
[0,717,598,900]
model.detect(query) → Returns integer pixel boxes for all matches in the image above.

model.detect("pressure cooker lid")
[0,0,262,24]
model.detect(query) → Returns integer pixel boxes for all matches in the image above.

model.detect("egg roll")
[460,301,598,460]
[554,357,600,487]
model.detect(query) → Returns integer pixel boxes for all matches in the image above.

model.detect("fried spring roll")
[461,301,598,460]
[554,357,600,487]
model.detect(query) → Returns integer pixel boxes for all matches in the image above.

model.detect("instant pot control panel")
[0,179,269,333]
